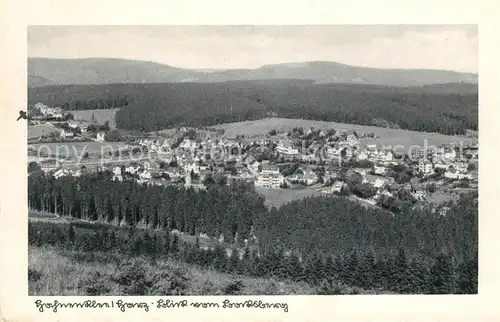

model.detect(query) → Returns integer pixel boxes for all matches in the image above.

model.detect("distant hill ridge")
[28,57,478,87]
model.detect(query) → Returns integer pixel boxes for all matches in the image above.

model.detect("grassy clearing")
[28,245,318,296]
[255,186,321,207]
[426,192,459,205]
[28,211,59,220]
[71,109,119,129]
[28,124,59,140]
[212,118,474,150]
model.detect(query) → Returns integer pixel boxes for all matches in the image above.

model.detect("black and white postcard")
[1,1,499,321]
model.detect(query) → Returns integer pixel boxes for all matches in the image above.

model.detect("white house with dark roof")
[260,164,280,175]
[363,174,390,189]
[323,181,346,194]
[418,159,433,174]
[96,132,106,142]
[444,168,459,179]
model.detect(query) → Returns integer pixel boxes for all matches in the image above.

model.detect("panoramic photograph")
[26,25,478,296]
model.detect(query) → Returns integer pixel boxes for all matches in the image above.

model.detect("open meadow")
[255,186,321,207]
[212,118,474,151]
[71,108,119,129]
[28,124,59,140]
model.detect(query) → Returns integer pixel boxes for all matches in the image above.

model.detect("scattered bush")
[81,271,111,296]
[28,268,41,282]
[222,279,244,295]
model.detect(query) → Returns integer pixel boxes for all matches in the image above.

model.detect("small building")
[373,165,387,175]
[53,168,70,179]
[439,206,451,216]
[357,151,368,161]
[363,174,389,189]
[300,170,318,186]
[346,133,358,143]
[411,148,426,161]
[276,140,299,155]
[39,159,60,172]
[79,123,88,133]
[96,132,106,142]
[412,190,426,201]
[326,181,346,193]
[255,173,285,189]
[418,159,433,174]
[60,129,74,139]
[260,164,280,175]
[444,168,459,180]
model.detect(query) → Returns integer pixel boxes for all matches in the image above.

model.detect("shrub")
[28,268,41,283]
[317,277,354,295]
[82,271,111,296]
[112,258,152,295]
[149,267,189,295]
[222,279,244,295]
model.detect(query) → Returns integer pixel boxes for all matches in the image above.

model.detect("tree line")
[28,170,267,244]
[28,218,477,294]
[28,170,477,293]
[60,97,130,110]
[28,82,477,135]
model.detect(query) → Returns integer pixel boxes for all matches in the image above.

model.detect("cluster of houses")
[29,102,108,143]
[31,103,63,119]
[29,125,479,209]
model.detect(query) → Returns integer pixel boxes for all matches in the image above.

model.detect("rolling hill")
[28,57,478,87]
[200,61,478,86]
[28,74,54,87]
[28,57,203,86]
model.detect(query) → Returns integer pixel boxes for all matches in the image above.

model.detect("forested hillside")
[28,171,478,294]
[28,82,478,135]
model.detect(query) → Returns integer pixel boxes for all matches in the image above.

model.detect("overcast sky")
[28,25,478,73]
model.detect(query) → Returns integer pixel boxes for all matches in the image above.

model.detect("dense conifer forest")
[28,171,478,294]
[28,82,478,135]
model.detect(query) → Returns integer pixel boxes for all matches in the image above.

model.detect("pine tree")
[239,247,253,275]
[213,246,227,271]
[101,228,109,251]
[108,230,117,249]
[226,248,240,273]
[457,252,478,294]
[311,253,327,285]
[88,195,98,221]
[66,224,76,247]
[345,249,361,287]
[393,248,411,293]
[143,232,155,258]
[407,255,430,294]
[170,234,180,256]
[360,249,377,290]
[106,198,114,223]
[129,233,143,257]
[125,204,134,226]
[284,253,303,282]
[159,233,170,259]
[430,252,456,294]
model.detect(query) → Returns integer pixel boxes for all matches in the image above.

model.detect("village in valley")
[28,101,479,215]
